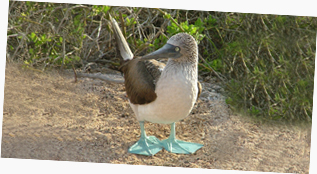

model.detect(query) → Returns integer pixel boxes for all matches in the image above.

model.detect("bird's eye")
[175,47,180,52]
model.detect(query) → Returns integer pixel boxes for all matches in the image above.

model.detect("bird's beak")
[141,43,182,60]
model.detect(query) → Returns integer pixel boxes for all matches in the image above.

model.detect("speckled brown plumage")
[119,58,158,104]
[143,60,165,86]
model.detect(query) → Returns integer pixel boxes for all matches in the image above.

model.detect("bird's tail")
[110,15,134,61]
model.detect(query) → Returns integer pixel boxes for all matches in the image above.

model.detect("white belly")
[130,71,198,124]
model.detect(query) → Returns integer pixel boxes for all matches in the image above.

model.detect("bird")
[110,16,203,156]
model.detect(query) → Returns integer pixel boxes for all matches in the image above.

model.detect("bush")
[7,1,316,121]
[220,14,316,121]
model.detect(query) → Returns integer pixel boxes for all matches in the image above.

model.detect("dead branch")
[74,71,124,84]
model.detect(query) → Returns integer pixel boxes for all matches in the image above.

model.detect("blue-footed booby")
[110,16,203,156]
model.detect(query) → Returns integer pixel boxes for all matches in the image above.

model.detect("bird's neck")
[162,58,198,82]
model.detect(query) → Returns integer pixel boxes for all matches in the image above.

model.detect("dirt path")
[1,63,312,173]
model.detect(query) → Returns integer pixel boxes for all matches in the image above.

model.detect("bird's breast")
[132,69,198,124]
[155,71,197,104]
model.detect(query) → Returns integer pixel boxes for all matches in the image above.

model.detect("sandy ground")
[1,63,312,173]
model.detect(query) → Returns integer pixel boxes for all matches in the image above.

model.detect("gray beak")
[141,43,182,60]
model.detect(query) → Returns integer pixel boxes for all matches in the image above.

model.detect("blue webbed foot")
[128,135,162,156]
[160,138,203,154]
[128,121,162,156]
[160,122,203,154]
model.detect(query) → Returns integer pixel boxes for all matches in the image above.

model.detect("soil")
[1,63,312,173]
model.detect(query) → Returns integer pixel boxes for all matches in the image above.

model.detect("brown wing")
[119,58,165,105]
[143,60,165,86]
[111,16,165,104]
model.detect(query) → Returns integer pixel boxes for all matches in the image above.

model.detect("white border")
[1,1,316,174]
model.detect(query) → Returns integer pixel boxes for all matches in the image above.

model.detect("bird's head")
[141,33,198,63]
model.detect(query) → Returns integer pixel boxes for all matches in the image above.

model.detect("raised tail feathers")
[110,15,134,61]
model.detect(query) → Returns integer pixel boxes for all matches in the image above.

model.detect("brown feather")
[143,60,165,86]
[119,58,164,104]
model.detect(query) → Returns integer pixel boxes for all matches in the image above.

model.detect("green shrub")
[219,14,316,121]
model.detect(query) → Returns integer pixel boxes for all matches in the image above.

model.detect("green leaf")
[163,13,171,19]
[29,48,34,55]
[103,6,110,14]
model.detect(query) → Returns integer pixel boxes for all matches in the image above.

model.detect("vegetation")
[7,1,316,122]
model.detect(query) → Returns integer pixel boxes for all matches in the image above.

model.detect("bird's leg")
[128,121,162,156]
[160,122,203,154]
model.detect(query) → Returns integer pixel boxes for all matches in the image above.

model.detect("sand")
[1,63,311,173]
